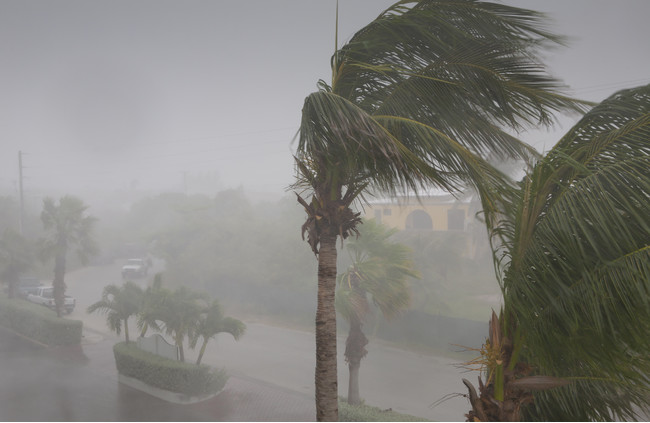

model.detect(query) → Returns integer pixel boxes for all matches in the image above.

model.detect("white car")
[121,258,149,279]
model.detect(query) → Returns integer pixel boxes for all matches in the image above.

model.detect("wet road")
[6,261,472,421]
[0,326,315,421]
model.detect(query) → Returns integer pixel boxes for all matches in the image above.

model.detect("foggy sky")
[1,0,649,198]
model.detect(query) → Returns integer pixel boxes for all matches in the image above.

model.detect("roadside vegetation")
[88,275,246,365]
[0,292,82,346]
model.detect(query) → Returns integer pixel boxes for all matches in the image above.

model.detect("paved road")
[64,262,470,421]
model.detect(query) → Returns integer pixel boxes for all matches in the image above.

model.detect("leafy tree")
[153,286,203,362]
[336,219,418,405]
[87,281,144,343]
[463,84,650,421]
[190,299,246,365]
[137,273,168,337]
[40,196,97,317]
[292,1,587,419]
[0,228,34,298]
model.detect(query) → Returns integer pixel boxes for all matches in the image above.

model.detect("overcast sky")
[1,0,649,199]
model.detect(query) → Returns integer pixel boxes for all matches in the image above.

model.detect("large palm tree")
[40,196,97,317]
[190,299,246,365]
[463,84,650,421]
[336,219,417,405]
[87,281,144,343]
[292,1,588,419]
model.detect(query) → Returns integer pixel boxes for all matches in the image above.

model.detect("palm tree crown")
[87,281,144,343]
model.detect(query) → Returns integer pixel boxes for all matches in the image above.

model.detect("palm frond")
[494,84,650,421]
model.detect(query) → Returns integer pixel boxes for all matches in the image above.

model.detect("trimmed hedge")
[113,342,228,396]
[0,296,82,346]
[339,400,429,422]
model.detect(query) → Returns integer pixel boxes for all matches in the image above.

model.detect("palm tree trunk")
[315,231,339,421]
[346,317,368,405]
[52,254,66,318]
[124,318,130,343]
[196,339,208,365]
[176,335,185,362]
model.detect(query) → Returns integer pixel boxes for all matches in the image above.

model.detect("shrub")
[0,296,82,346]
[113,342,227,396]
[338,400,429,422]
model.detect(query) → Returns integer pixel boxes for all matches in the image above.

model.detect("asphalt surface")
[0,325,315,421]
[1,262,473,421]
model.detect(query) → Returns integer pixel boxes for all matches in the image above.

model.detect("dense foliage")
[0,295,82,346]
[466,84,650,421]
[113,341,227,396]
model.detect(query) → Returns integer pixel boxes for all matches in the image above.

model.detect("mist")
[1,0,649,421]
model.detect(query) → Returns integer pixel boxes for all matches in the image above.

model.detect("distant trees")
[464,84,650,421]
[336,219,418,405]
[40,196,97,317]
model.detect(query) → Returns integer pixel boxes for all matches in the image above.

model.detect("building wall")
[365,197,472,232]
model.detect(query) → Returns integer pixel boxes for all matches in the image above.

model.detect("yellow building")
[363,194,476,232]
[362,193,489,259]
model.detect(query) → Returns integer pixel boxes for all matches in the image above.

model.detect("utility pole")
[18,150,24,235]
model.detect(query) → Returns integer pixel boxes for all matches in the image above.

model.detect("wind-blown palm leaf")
[87,281,143,342]
[492,84,650,421]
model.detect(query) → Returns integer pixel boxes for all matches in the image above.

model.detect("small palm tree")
[190,299,246,365]
[337,219,418,405]
[154,286,203,362]
[137,273,168,337]
[40,195,97,317]
[87,281,144,343]
[463,84,650,421]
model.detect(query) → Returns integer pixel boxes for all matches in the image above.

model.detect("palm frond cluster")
[88,274,245,365]
[487,84,650,421]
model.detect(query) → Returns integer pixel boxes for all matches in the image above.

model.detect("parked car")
[27,286,76,314]
[2,276,44,298]
[121,258,149,279]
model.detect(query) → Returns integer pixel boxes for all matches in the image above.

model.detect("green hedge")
[338,400,430,421]
[113,342,228,396]
[0,296,82,346]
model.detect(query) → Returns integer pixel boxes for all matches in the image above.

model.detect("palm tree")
[463,84,650,421]
[292,1,588,419]
[190,299,246,365]
[154,286,203,362]
[87,281,144,343]
[40,196,97,317]
[0,229,33,299]
[137,273,168,338]
[336,219,418,405]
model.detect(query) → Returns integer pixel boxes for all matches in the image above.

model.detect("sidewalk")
[0,326,315,421]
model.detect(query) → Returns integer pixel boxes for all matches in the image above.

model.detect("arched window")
[405,210,433,230]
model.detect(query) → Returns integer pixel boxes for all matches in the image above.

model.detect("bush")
[113,342,227,396]
[0,296,82,346]
[338,400,429,421]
